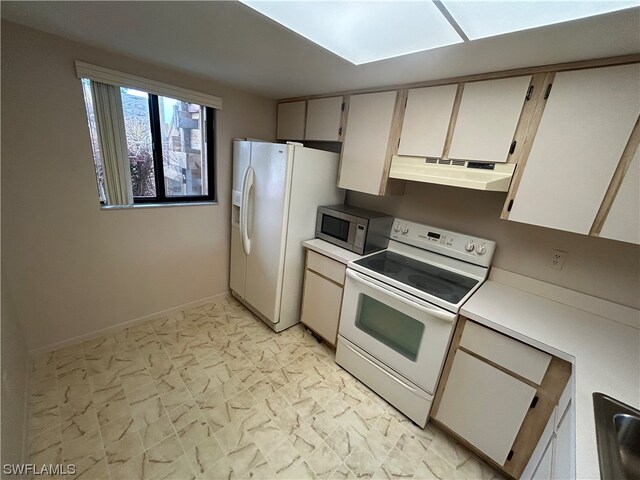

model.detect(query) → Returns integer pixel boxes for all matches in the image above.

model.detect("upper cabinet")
[305,97,344,141]
[338,90,405,196]
[506,64,640,238]
[598,147,640,244]
[448,76,532,163]
[276,97,344,142]
[398,84,458,158]
[276,58,640,230]
[276,101,306,141]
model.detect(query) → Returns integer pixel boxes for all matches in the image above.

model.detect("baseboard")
[29,291,230,355]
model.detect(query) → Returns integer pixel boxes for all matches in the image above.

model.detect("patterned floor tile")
[26,297,504,480]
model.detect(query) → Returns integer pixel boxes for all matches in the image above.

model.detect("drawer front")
[306,250,346,286]
[460,321,552,384]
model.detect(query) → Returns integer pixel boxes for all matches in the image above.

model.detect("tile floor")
[27,294,504,480]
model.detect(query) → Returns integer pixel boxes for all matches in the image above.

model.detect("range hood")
[389,155,515,192]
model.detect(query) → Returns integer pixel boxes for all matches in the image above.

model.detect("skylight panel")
[440,1,639,40]
[240,1,464,65]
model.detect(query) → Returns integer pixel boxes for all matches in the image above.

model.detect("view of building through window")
[158,96,207,197]
[81,79,212,203]
[121,87,156,197]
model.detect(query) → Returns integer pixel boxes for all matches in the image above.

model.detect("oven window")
[355,295,425,361]
[321,215,350,242]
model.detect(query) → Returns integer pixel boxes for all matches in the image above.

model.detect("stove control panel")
[390,219,496,267]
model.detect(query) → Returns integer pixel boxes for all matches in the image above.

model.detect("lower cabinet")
[432,317,573,479]
[435,350,537,465]
[551,401,573,480]
[300,250,346,346]
[527,399,574,480]
[531,438,554,480]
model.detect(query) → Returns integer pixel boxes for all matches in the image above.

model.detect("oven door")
[339,268,456,394]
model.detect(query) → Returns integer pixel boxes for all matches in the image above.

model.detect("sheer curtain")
[90,82,133,206]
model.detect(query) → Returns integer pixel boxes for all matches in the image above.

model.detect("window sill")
[101,201,218,210]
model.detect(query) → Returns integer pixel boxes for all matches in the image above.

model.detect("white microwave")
[315,205,393,255]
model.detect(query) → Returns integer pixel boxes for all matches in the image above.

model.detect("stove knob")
[465,241,475,252]
[394,224,401,232]
[402,225,409,235]
[476,244,487,255]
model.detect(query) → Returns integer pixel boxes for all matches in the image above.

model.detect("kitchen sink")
[593,392,640,480]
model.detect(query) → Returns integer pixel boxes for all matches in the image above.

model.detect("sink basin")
[614,414,640,479]
[593,392,640,480]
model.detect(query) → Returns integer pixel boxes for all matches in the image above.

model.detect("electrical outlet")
[548,249,568,270]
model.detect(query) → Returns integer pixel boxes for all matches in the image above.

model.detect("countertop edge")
[302,238,364,264]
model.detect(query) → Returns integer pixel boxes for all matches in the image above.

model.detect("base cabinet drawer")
[460,320,552,384]
[300,269,343,345]
[306,250,346,286]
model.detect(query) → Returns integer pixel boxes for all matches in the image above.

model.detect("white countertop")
[461,269,640,480]
[302,238,364,265]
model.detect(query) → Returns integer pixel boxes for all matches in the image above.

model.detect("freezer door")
[229,141,251,298]
[232,141,251,208]
[243,142,290,324]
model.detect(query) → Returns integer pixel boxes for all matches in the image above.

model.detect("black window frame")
[127,93,216,205]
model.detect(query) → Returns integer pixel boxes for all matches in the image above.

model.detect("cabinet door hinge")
[544,83,553,100]
[530,396,539,408]
[507,450,514,461]
[341,102,345,111]
[397,138,401,148]
[509,141,517,155]
[405,98,408,108]
[525,85,534,101]
[507,199,514,212]
[338,127,343,137]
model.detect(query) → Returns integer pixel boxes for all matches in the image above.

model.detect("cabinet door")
[339,91,398,195]
[509,64,640,234]
[600,147,640,244]
[552,403,573,480]
[435,350,537,465]
[305,97,343,141]
[300,269,343,345]
[531,437,554,480]
[277,101,306,140]
[448,76,531,162]
[398,85,458,157]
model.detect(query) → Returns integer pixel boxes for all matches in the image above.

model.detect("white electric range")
[335,218,495,427]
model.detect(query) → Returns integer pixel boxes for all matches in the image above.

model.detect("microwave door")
[317,212,357,251]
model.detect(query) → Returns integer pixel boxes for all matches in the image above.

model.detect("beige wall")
[1,21,276,350]
[349,182,640,309]
[1,269,29,472]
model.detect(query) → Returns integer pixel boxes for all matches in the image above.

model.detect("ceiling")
[2,1,639,99]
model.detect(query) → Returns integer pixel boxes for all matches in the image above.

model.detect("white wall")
[1,269,29,473]
[348,182,640,309]
[1,21,276,351]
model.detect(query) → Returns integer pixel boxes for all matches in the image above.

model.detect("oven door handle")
[346,269,456,323]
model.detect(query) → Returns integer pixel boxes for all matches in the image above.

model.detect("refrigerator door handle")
[240,166,254,255]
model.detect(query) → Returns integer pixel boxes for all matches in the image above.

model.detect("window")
[81,78,215,205]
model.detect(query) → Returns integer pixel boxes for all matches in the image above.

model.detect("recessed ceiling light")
[240,1,464,65]
[440,0,639,40]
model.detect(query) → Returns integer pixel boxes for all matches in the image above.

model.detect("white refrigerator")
[230,140,344,332]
